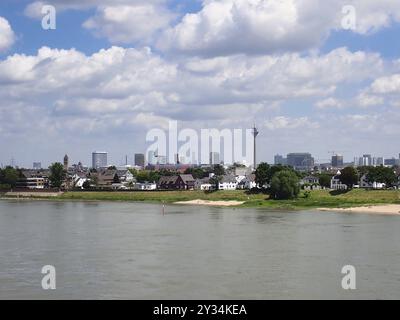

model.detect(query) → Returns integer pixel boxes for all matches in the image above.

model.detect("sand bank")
[175,199,245,207]
[318,204,400,215]
[4,191,63,198]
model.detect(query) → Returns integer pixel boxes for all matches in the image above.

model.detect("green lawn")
[54,189,400,209]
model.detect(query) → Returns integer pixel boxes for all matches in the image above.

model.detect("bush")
[270,170,300,200]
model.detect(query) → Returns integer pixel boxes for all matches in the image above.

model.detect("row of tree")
[338,166,397,189]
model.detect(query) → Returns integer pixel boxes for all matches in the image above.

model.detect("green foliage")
[318,174,333,188]
[0,166,19,188]
[366,166,397,187]
[184,167,208,179]
[255,162,270,187]
[209,175,222,190]
[270,170,300,200]
[136,171,161,183]
[49,162,66,188]
[82,180,91,190]
[213,164,225,176]
[128,168,138,177]
[339,166,359,189]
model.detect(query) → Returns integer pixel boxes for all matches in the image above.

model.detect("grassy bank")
[7,189,393,209]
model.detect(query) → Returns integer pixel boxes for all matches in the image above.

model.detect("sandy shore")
[175,199,245,207]
[4,191,63,198]
[318,204,400,215]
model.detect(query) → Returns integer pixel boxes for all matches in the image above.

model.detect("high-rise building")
[33,162,42,170]
[134,153,145,167]
[148,151,157,165]
[384,158,397,166]
[362,154,372,166]
[92,151,108,169]
[287,153,314,171]
[331,155,344,168]
[274,154,287,165]
[209,152,220,165]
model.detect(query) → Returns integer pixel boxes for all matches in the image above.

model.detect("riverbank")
[1,189,400,210]
[319,205,400,215]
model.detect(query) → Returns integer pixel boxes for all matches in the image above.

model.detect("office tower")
[148,151,157,165]
[33,162,42,170]
[134,153,145,167]
[209,152,220,165]
[274,154,287,165]
[92,151,108,169]
[331,155,344,167]
[287,153,315,171]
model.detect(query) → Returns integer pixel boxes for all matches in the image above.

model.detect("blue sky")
[1,0,400,168]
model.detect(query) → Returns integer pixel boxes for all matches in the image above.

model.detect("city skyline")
[2,1,400,167]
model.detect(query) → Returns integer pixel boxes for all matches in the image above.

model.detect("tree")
[82,180,91,190]
[209,175,222,190]
[213,164,225,176]
[366,166,397,187]
[339,167,358,189]
[255,162,270,188]
[0,166,19,188]
[318,174,332,188]
[270,170,300,200]
[49,163,66,188]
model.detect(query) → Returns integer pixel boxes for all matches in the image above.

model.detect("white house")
[359,174,386,189]
[194,178,214,191]
[330,171,348,190]
[133,182,157,191]
[219,175,238,190]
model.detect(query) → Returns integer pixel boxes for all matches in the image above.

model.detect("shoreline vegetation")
[1,189,400,213]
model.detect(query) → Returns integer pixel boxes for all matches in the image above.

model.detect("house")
[194,177,214,191]
[116,169,135,183]
[237,174,256,190]
[301,175,319,185]
[158,174,195,190]
[330,172,347,190]
[17,170,49,189]
[72,173,89,189]
[133,182,157,191]
[218,175,238,190]
[89,169,118,188]
[359,174,386,189]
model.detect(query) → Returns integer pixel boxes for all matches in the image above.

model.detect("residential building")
[237,174,256,190]
[330,172,348,190]
[218,175,238,190]
[158,174,195,190]
[360,174,386,189]
[134,153,145,167]
[194,177,213,191]
[92,151,108,169]
[17,170,49,189]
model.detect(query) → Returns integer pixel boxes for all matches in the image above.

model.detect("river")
[0,200,399,299]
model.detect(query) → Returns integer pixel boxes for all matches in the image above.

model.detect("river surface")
[0,200,399,299]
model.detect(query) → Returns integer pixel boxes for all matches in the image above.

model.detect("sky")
[0,0,400,168]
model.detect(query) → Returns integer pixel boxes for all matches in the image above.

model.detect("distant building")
[210,152,220,165]
[274,154,287,165]
[33,162,42,170]
[92,151,108,169]
[148,151,157,165]
[384,158,397,166]
[331,155,344,168]
[287,153,314,171]
[134,153,145,167]
[63,154,69,171]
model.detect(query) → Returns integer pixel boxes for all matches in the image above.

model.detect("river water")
[0,200,399,299]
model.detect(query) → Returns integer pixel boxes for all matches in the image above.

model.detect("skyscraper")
[331,155,344,168]
[148,151,157,165]
[92,151,108,169]
[287,153,314,171]
[209,152,220,165]
[134,153,145,167]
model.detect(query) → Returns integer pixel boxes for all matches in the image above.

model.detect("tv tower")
[252,125,259,170]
